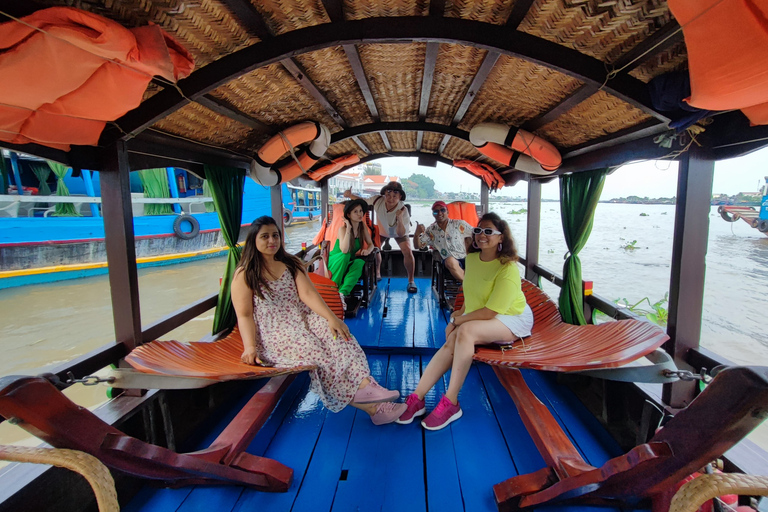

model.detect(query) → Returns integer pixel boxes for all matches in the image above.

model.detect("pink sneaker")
[421,395,462,430]
[371,402,408,425]
[353,378,400,404]
[395,393,426,424]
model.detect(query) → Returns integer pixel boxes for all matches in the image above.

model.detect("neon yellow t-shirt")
[463,252,526,316]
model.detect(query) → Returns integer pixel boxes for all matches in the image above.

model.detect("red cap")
[432,201,448,211]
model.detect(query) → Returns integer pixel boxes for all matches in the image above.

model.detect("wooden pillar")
[271,184,284,229]
[100,141,142,351]
[663,146,714,408]
[321,180,329,220]
[480,182,489,215]
[525,177,542,282]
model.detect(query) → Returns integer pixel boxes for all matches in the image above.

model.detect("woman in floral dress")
[231,216,406,424]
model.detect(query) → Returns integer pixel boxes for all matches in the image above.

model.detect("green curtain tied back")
[206,165,246,334]
[558,169,607,325]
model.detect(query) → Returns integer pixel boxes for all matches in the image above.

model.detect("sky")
[370,146,768,201]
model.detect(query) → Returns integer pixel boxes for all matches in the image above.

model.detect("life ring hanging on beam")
[469,122,561,175]
[307,154,361,181]
[249,121,331,186]
[453,160,505,191]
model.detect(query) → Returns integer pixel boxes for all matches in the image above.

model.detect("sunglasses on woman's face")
[473,227,502,236]
[432,208,447,215]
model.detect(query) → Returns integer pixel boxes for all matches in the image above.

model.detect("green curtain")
[206,165,245,334]
[48,162,80,216]
[138,168,174,215]
[558,169,607,325]
[202,179,216,213]
[29,162,52,196]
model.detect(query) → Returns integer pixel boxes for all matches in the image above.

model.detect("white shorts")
[493,303,534,341]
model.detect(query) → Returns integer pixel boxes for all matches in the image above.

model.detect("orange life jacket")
[0,7,194,150]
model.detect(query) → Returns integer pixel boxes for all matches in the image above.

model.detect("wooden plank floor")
[125,278,626,512]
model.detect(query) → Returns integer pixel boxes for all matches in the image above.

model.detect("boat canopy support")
[664,146,715,408]
[101,142,142,352]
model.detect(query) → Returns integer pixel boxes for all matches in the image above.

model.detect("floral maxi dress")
[252,269,370,412]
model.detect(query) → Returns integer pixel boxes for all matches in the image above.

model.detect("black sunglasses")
[473,227,502,236]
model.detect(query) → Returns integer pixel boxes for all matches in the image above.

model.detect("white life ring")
[249,121,331,186]
[469,122,561,175]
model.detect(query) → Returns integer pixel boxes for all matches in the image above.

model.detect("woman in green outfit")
[328,199,374,296]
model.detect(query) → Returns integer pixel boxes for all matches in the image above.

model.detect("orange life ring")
[307,154,361,181]
[469,122,561,174]
[249,121,331,186]
[452,160,505,191]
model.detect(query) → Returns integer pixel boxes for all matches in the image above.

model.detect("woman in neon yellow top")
[397,212,533,430]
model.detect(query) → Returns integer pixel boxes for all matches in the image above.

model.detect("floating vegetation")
[547,249,555,254]
[622,239,638,250]
[593,293,669,327]
[509,208,527,214]
[661,212,667,215]
[639,213,649,217]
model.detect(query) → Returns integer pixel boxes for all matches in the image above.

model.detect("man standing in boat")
[413,201,473,282]
[344,182,417,293]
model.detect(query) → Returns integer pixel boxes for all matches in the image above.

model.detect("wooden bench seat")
[473,279,670,371]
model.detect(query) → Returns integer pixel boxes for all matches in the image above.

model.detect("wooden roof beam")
[611,21,683,73]
[505,0,536,30]
[343,44,380,120]
[523,22,683,133]
[320,0,344,23]
[331,122,468,145]
[419,42,440,121]
[195,95,271,131]
[523,84,597,131]
[105,17,669,145]
[280,58,348,128]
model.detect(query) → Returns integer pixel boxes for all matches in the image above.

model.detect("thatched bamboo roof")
[2,0,767,182]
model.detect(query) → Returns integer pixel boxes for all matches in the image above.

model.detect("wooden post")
[271,184,284,229]
[663,146,714,408]
[100,141,142,351]
[321,180,329,220]
[525,177,542,282]
[480,182,489,215]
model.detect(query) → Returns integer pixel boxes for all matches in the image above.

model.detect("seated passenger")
[231,216,406,424]
[344,182,417,293]
[328,199,374,298]
[413,200,473,282]
[397,213,534,430]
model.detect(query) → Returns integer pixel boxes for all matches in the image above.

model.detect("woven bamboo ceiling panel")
[5,0,710,183]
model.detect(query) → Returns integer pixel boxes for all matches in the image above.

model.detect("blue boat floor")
[125,278,629,512]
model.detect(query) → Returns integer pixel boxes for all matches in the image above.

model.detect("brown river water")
[2,203,767,449]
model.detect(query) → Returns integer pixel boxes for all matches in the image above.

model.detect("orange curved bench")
[125,273,343,382]
[473,279,669,371]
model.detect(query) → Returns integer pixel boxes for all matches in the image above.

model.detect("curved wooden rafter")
[104,16,669,147]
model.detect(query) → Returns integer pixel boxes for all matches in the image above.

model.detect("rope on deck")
[0,444,119,511]
[670,473,768,512]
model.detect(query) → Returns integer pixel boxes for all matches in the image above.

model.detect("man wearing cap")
[413,201,473,281]
[344,182,417,293]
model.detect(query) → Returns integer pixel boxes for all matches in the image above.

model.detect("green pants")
[328,239,365,295]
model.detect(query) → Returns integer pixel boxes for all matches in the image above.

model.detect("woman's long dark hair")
[343,199,368,241]
[238,216,304,299]
[468,212,519,265]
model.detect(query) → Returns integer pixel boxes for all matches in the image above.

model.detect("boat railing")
[0,194,213,218]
